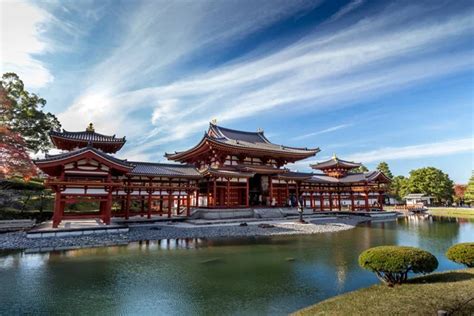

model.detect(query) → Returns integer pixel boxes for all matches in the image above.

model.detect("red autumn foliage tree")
[0,86,37,180]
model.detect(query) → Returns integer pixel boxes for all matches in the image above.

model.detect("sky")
[1,0,473,183]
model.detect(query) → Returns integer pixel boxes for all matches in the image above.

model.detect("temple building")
[35,122,390,227]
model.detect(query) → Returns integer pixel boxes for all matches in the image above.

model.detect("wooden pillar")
[329,193,333,211]
[186,192,191,217]
[319,193,324,212]
[350,192,355,211]
[52,191,62,228]
[245,178,250,208]
[379,192,384,211]
[310,192,314,210]
[286,181,289,205]
[213,178,217,207]
[269,175,273,206]
[226,178,230,207]
[364,191,369,211]
[140,193,145,217]
[195,189,199,208]
[104,189,113,225]
[168,190,172,218]
[337,192,342,211]
[159,195,164,216]
[147,189,152,219]
[125,190,131,220]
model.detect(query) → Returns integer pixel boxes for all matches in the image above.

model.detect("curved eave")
[166,135,320,162]
[50,133,126,153]
[202,168,255,178]
[34,149,132,173]
[127,172,202,179]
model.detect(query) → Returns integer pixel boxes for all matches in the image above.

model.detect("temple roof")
[310,155,361,170]
[307,171,391,184]
[34,146,133,176]
[128,162,202,178]
[201,167,255,178]
[50,123,126,153]
[165,122,320,162]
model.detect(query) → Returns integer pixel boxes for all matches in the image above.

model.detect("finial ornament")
[211,118,217,125]
[257,127,264,133]
[332,153,337,160]
[86,123,95,132]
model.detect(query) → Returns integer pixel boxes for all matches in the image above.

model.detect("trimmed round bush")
[358,246,438,286]
[446,243,474,268]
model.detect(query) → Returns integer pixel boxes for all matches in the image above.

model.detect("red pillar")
[329,193,333,211]
[350,192,355,211]
[337,192,342,211]
[104,189,112,225]
[269,175,273,206]
[226,178,230,208]
[364,191,369,211]
[195,189,199,208]
[125,191,131,220]
[245,178,250,208]
[52,191,62,228]
[379,192,384,211]
[186,193,191,217]
[168,191,173,218]
[319,193,324,212]
[147,190,152,219]
[310,192,314,210]
[213,178,217,208]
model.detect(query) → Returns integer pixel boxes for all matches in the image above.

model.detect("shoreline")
[0,216,370,252]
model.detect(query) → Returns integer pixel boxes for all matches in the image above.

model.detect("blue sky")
[1,0,473,183]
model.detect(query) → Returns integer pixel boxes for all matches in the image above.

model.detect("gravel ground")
[0,216,369,251]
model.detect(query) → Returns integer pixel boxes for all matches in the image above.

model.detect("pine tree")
[376,161,393,179]
[464,172,474,205]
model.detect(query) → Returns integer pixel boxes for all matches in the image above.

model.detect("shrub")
[446,243,474,268]
[358,246,438,286]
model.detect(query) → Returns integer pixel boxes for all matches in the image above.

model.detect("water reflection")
[0,217,473,315]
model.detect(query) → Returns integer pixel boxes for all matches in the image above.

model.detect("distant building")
[404,193,433,206]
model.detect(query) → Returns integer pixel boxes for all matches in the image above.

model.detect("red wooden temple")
[35,122,390,227]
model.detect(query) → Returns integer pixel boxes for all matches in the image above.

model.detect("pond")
[0,216,473,315]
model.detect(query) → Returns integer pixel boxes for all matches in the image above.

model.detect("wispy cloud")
[328,0,365,22]
[0,1,53,88]
[293,124,352,140]
[51,1,474,162]
[341,138,473,163]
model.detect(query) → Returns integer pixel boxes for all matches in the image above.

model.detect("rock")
[285,257,296,262]
[239,222,248,226]
[258,223,275,228]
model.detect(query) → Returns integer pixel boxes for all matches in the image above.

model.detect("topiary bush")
[358,246,438,286]
[446,243,474,267]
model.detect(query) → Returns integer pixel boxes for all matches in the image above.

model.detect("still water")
[0,216,473,315]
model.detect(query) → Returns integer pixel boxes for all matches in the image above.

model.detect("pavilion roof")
[306,171,391,184]
[165,123,320,162]
[128,162,202,178]
[310,155,361,170]
[49,124,126,153]
[201,167,255,178]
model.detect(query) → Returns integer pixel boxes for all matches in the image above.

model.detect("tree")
[376,161,393,179]
[390,175,409,200]
[0,86,37,179]
[407,167,454,204]
[446,243,474,268]
[453,184,466,204]
[351,165,369,173]
[1,73,61,153]
[359,246,438,286]
[464,172,474,205]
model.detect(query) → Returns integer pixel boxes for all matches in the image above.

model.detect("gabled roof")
[34,146,133,176]
[307,171,391,184]
[128,162,201,178]
[49,124,126,153]
[310,155,362,170]
[165,123,320,162]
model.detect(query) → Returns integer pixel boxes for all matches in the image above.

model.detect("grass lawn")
[293,269,474,315]
[428,208,474,219]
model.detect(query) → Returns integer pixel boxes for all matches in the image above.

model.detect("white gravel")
[0,216,369,251]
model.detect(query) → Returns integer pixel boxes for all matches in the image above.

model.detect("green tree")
[1,73,61,153]
[376,161,393,179]
[390,175,409,200]
[351,165,369,173]
[464,172,474,205]
[407,167,454,204]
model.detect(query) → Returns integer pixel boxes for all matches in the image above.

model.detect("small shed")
[404,193,433,206]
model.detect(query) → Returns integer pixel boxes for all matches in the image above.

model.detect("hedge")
[359,246,438,286]
[446,243,474,268]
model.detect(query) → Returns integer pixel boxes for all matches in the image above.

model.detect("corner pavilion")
[35,123,390,227]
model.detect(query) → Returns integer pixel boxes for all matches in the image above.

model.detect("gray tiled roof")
[129,162,201,178]
[50,130,126,143]
[311,157,361,169]
[210,123,269,143]
[307,171,387,184]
